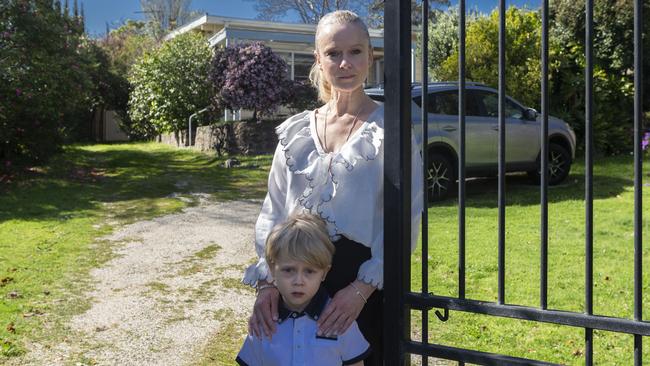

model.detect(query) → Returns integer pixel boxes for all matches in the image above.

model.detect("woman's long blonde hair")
[309,10,372,103]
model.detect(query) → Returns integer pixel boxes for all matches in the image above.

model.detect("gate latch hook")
[435,307,449,322]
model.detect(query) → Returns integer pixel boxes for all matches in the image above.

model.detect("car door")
[504,98,540,164]
[411,91,439,150]
[462,90,498,167]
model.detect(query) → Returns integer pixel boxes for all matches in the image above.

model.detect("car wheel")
[528,143,572,185]
[427,153,455,201]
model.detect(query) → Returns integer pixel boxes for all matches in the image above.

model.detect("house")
[165,14,421,120]
[97,13,423,140]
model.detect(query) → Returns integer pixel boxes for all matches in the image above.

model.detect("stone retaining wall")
[158,130,190,147]
[159,120,281,155]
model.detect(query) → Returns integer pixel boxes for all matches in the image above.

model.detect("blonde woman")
[243,10,423,365]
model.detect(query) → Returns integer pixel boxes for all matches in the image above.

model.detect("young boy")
[236,213,371,366]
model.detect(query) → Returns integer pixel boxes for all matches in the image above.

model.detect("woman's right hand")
[248,284,280,339]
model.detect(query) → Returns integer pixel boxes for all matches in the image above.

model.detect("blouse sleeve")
[356,128,423,290]
[242,142,289,287]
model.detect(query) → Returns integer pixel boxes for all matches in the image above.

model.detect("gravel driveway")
[17,196,261,366]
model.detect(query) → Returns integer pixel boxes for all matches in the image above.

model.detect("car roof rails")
[423,81,489,88]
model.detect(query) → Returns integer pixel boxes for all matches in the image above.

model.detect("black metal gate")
[383,0,646,364]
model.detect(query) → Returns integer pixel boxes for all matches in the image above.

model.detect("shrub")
[434,7,542,109]
[285,80,320,113]
[426,3,648,154]
[0,0,112,169]
[209,42,291,121]
[96,20,158,139]
[128,32,214,137]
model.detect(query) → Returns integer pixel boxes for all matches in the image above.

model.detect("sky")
[82,0,539,37]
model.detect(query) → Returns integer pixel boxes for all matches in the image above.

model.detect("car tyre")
[528,143,572,185]
[427,152,455,202]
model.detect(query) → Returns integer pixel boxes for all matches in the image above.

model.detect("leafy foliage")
[96,20,158,139]
[426,3,648,154]
[434,7,542,108]
[548,0,649,154]
[98,20,157,77]
[285,80,320,113]
[128,32,214,137]
[0,0,119,169]
[139,0,203,40]
[421,7,479,81]
[209,42,291,121]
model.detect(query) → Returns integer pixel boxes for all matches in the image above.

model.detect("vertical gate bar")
[540,0,549,311]
[458,0,466,301]
[584,0,594,365]
[497,0,506,305]
[458,4,467,365]
[458,0,465,366]
[421,0,430,365]
[384,0,412,364]
[633,0,643,364]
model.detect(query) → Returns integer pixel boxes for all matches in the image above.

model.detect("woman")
[243,10,423,365]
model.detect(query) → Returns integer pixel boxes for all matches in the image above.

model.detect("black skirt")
[322,236,383,366]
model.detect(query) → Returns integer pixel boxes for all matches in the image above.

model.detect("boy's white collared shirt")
[236,287,370,366]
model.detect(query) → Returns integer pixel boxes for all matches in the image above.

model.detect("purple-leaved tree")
[209,42,291,122]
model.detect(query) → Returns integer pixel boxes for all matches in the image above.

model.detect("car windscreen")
[367,93,384,102]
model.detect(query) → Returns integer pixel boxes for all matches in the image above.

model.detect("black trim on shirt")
[342,346,372,365]
[235,356,250,366]
[316,333,338,340]
[277,285,330,322]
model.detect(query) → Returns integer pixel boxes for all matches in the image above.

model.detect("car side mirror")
[524,108,538,121]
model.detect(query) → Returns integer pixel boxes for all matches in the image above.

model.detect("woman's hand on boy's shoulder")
[249,284,280,339]
[317,281,374,338]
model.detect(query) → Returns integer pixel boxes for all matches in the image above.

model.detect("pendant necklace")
[322,102,364,154]
[321,102,365,173]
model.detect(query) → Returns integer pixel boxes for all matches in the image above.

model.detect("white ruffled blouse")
[243,103,423,290]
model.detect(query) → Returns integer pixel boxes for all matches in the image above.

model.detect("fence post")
[384,0,412,364]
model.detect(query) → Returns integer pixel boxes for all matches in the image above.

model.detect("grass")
[1,141,647,364]
[0,142,272,361]
[195,154,649,365]
[411,154,650,365]
[192,309,249,366]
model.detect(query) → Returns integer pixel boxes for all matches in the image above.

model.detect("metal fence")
[383,0,646,364]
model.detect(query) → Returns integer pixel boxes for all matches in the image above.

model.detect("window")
[505,99,524,119]
[410,90,458,115]
[469,90,526,119]
[293,53,314,82]
[471,90,498,117]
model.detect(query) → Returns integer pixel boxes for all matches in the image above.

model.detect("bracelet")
[349,282,367,304]
[256,284,276,294]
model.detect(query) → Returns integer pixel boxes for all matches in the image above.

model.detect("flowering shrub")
[209,43,291,121]
[642,132,649,153]
[0,0,117,169]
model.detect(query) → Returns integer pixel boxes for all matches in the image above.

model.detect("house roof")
[164,13,386,49]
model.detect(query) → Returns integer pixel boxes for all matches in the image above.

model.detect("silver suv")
[365,82,577,201]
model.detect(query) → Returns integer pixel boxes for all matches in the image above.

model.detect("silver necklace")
[321,102,364,154]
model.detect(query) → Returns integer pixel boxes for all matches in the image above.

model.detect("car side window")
[470,90,525,119]
[505,99,524,119]
[430,91,458,115]
[470,90,499,117]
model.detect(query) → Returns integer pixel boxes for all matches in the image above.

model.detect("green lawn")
[412,154,650,365]
[1,142,648,365]
[0,142,272,360]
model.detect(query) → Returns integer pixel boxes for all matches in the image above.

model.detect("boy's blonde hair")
[309,10,372,103]
[265,213,335,270]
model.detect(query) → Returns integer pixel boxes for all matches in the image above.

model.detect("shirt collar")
[278,286,329,322]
